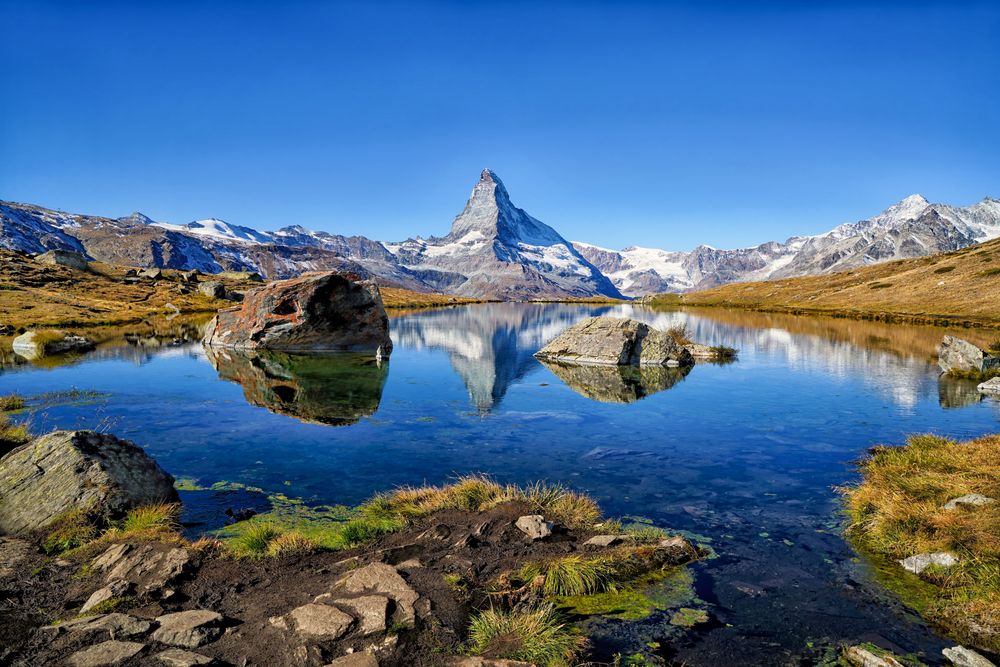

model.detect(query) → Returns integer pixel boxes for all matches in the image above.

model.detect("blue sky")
[1,1,997,250]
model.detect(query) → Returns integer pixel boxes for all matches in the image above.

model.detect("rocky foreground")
[0,429,704,667]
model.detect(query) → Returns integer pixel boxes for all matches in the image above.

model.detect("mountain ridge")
[2,172,998,300]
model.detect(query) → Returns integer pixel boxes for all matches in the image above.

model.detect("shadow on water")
[204,347,389,426]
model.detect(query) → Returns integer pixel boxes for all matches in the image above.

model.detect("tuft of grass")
[842,433,1000,651]
[665,324,693,345]
[227,521,285,558]
[944,367,1000,382]
[0,413,30,452]
[360,475,601,530]
[466,605,586,666]
[85,596,136,615]
[43,508,99,555]
[265,531,319,557]
[868,282,893,289]
[708,345,738,360]
[520,556,618,596]
[120,503,180,535]
[0,393,25,411]
[934,266,957,274]
[989,339,1000,353]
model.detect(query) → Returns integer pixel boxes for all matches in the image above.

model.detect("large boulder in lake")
[0,431,178,534]
[534,317,693,367]
[203,272,392,356]
[938,336,1000,374]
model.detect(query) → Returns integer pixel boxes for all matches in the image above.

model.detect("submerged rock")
[900,551,959,574]
[0,430,178,534]
[12,329,94,359]
[535,317,693,367]
[938,336,1000,374]
[203,272,392,356]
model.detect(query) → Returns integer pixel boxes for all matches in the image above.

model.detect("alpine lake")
[3,303,999,666]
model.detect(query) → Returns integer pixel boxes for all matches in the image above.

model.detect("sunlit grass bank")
[843,433,1000,651]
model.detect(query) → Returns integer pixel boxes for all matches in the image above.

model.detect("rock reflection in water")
[205,347,388,425]
[938,375,984,409]
[540,361,691,403]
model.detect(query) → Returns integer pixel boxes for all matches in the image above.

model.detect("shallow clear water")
[3,303,998,664]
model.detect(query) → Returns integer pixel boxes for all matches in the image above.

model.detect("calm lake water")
[3,303,999,665]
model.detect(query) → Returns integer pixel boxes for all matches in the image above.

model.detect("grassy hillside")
[378,286,483,309]
[0,250,250,329]
[659,237,1000,327]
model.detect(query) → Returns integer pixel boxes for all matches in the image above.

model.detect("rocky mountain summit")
[3,174,998,299]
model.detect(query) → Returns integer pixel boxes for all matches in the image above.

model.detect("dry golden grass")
[0,250,252,328]
[378,286,483,309]
[843,433,1000,650]
[667,237,1000,327]
[360,474,601,530]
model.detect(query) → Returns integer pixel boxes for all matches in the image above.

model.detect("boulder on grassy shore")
[203,272,393,357]
[534,317,693,367]
[938,336,1000,374]
[12,330,94,359]
[0,430,178,534]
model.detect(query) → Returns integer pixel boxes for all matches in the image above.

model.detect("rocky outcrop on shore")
[0,430,178,534]
[12,330,94,360]
[534,317,694,367]
[203,272,393,357]
[938,336,1000,374]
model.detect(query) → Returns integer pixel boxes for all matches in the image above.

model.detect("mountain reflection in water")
[205,347,388,425]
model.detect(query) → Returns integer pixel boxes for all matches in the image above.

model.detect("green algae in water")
[554,566,695,621]
[669,607,709,627]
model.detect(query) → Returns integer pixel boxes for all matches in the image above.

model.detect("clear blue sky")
[1,1,997,251]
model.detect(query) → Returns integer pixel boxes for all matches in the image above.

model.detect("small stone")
[515,515,553,540]
[141,268,163,279]
[943,645,997,667]
[942,494,996,511]
[152,610,225,648]
[844,645,904,667]
[978,377,1000,395]
[900,551,959,574]
[68,612,151,639]
[286,603,354,639]
[198,281,226,299]
[81,580,133,614]
[582,534,623,548]
[333,595,389,636]
[335,563,419,627]
[67,640,145,667]
[156,648,214,667]
[325,654,379,666]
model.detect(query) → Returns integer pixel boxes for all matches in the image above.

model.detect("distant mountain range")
[2,170,998,299]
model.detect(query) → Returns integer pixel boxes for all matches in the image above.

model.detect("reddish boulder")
[202,272,392,356]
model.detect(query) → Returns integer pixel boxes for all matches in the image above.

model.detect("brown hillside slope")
[662,237,1000,327]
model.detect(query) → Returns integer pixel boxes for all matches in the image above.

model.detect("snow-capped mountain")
[387,169,621,299]
[575,194,1000,296]
[2,174,999,300]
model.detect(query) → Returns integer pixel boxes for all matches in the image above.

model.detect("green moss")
[84,596,135,615]
[669,607,709,627]
[173,478,205,491]
[42,508,99,555]
[554,566,695,621]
